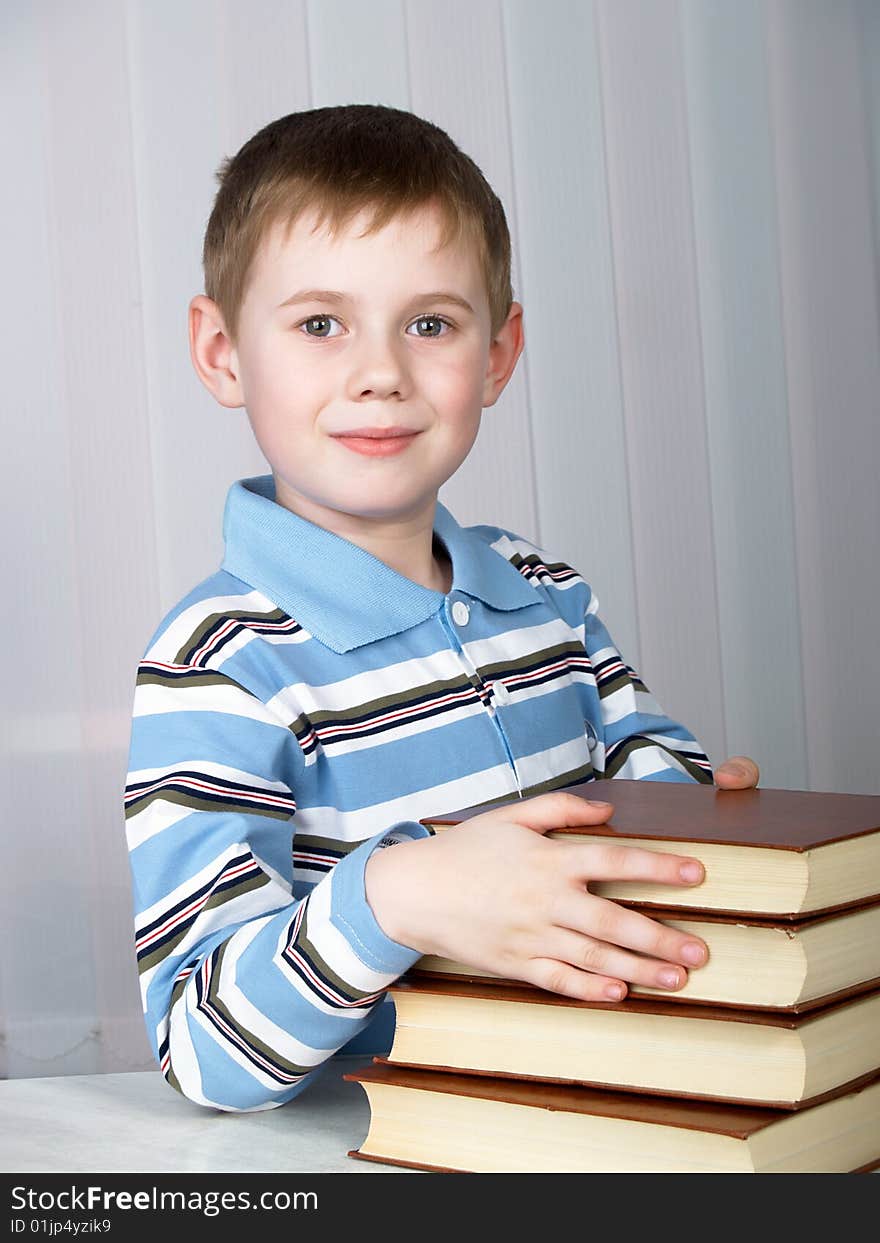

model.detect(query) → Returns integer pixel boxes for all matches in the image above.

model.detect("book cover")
[419,780,880,917]
[408,896,880,1012]
[345,1061,880,1174]
[385,975,880,1108]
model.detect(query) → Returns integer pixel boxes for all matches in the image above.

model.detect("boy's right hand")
[364,790,709,1003]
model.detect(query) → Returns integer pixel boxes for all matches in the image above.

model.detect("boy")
[124,104,758,1112]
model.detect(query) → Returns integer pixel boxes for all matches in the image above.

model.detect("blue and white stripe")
[124,474,712,1111]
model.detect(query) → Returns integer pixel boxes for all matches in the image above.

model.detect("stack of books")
[345,780,880,1173]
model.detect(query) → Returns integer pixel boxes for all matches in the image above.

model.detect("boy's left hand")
[713,755,760,789]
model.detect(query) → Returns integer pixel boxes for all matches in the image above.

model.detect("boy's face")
[190,201,522,538]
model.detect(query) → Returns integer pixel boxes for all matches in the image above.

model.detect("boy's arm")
[582,591,714,784]
[125,663,428,1113]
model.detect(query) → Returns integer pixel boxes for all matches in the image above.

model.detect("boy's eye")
[299,315,343,338]
[407,316,452,338]
[297,314,452,339]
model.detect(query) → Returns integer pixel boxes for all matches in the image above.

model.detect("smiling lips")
[331,427,421,457]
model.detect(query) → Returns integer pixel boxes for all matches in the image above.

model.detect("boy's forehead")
[253,203,486,301]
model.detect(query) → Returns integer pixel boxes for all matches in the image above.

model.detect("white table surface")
[0,1056,409,1174]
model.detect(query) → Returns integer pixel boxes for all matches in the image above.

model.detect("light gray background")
[2,0,878,1080]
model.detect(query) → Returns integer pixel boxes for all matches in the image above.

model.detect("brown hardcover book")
[345,1061,880,1174]
[419,780,880,918]
[409,897,880,1013]
[384,975,880,1108]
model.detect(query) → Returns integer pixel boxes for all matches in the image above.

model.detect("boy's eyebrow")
[276,288,476,315]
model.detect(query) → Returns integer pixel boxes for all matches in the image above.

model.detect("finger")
[552,892,708,969]
[566,840,705,887]
[479,789,614,836]
[714,755,760,788]
[540,927,694,992]
[522,957,629,1004]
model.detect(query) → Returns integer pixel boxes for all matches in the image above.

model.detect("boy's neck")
[272,478,453,595]
[368,530,452,594]
[348,524,453,594]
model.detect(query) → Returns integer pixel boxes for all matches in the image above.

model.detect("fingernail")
[660,969,683,989]
[604,983,626,1001]
[587,800,612,808]
[679,862,703,883]
[681,942,706,966]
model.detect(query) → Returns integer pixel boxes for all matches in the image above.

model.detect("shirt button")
[493,680,510,705]
[451,600,470,627]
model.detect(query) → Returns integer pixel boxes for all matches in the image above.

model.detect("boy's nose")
[346,334,410,401]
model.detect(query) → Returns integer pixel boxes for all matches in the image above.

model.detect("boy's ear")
[482,301,524,408]
[188,295,246,409]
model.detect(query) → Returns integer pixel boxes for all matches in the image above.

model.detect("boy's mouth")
[330,427,421,457]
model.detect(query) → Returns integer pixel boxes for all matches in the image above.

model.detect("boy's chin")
[334,494,441,523]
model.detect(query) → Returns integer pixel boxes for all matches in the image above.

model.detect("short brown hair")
[201,104,513,345]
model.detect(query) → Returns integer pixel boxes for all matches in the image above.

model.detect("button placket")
[439,599,518,789]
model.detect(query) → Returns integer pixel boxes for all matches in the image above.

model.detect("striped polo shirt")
[124,474,712,1112]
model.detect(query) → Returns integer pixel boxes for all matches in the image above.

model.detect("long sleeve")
[124,661,429,1112]
[123,480,716,1114]
[581,590,714,785]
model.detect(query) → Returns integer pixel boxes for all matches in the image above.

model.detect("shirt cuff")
[329,820,432,978]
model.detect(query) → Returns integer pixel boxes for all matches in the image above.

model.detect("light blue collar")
[220,475,540,653]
